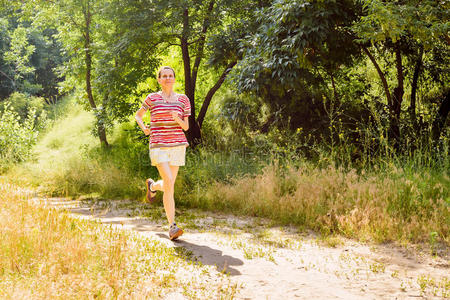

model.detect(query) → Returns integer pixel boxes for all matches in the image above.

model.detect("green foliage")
[217,94,261,132]
[0,9,66,99]
[235,0,362,92]
[0,91,50,172]
[7,97,154,198]
[353,0,449,47]
[27,0,114,146]
[0,92,46,120]
[0,102,39,170]
[231,0,368,142]
[3,26,36,80]
[232,0,449,151]
[94,0,269,132]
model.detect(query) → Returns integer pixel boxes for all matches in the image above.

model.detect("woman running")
[135,66,191,240]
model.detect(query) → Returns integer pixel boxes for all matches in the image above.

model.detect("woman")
[135,66,190,240]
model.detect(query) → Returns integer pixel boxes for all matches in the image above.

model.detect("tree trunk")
[409,47,423,129]
[432,90,450,140]
[179,3,234,146]
[389,44,404,148]
[0,69,16,89]
[191,0,215,90]
[181,9,194,102]
[197,61,237,128]
[180,7,202,146]
[180,4,215,147]
[328,71,340,118]
[83,1,108,147]
[362,46,392,108]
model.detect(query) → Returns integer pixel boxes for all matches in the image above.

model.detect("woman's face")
[158,68,175,90]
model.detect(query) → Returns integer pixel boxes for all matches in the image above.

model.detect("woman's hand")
[143,127,151,136]
[170,111,189,131]
[135,107,151,135]
[170,111,180,120]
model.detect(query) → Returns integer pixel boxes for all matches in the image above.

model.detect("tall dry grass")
[184,163,449,245]
[0,179,236,299]
[6,99,151,199]
[6,96,448,248]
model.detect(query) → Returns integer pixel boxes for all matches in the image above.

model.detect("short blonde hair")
[158,66,175,78]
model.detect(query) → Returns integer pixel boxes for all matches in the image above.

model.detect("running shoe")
[145,178,157,203]
[169,224,183,240]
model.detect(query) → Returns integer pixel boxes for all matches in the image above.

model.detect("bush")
[0,92,46,121]
[0,102,39,171]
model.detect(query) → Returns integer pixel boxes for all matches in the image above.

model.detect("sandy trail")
[38,198,448,300]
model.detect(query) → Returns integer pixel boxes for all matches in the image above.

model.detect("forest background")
[0,0,449,248]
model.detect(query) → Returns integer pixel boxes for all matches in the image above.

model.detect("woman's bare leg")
[154,163,179,224]
[151,179,164,191]
[152,166,179,192]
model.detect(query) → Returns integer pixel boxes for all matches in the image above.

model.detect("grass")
[182,162,449,246]
[0,179,237,299]
[3,176,446,298]
[7,98,154,199]
[6,95,450,249]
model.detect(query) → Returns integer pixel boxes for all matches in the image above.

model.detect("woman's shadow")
[156,233,243,276]
[64,202,243,275]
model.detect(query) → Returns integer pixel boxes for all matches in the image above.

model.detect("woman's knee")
[162,175,175,189]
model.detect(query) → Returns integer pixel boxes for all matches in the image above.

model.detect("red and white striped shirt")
[141,92,191,148]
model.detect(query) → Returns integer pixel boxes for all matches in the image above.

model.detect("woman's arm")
[171,111,189,131]
[135,107,151,135]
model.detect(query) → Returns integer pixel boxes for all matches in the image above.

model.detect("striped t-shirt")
[141,92,191,148]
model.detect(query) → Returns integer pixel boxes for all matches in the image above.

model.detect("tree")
[236,0,449,148]
[234,0,363,135]
[99,0,269,145]
[352,0,449,146]
[0,5,66,100]
[34,0,110,146]
[3,26,36,89]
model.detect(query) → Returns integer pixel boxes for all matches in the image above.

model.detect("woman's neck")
[161,87,174,96]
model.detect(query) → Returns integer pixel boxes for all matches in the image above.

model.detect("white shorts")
[149,146,186,166]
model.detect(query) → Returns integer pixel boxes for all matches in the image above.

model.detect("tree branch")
[197,60,237,128]
[181,8,194,110]
[409,46,423,122]
[362,45,392,108]
[68,13,82,29]
[0,69,16,87]
[191,0,215,88]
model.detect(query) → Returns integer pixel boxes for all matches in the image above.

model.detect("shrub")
[0,102,39,171]
[0,92,46,121]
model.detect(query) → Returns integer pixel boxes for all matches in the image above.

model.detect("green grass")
[6,95,450,249]
[7,97,155,199]
[182,162,449,246]
[0,179,237,299]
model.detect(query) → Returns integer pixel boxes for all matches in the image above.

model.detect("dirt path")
[37,198,449,299]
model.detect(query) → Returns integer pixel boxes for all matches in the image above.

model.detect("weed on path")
[38,197,450,299]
